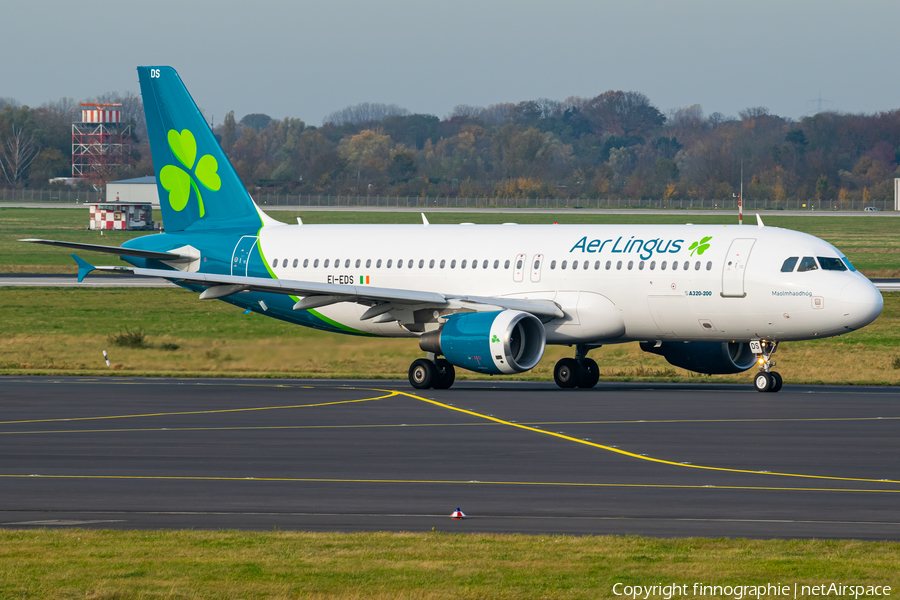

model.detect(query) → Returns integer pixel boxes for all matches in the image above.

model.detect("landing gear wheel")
[432,359,456,390]
[409,358,437,389]
[754,372,773,393]
[554,358,582,389]
[769,371,783,393]
[577,358,600,389]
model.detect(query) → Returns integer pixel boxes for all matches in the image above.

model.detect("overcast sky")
[3,0,897,126]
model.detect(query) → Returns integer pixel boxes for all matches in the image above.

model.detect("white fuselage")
[257,222,883,344]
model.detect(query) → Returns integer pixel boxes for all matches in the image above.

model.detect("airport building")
[105,176,160,208]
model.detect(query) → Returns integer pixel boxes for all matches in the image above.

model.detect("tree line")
[2,89,899,205]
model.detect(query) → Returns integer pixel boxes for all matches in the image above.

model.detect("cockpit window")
[818,257,847,271]
[781,257,798,272]
[841,257,857,272]
[797,256,818,272]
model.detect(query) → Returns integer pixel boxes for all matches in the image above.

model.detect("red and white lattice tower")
[72,103,133,182]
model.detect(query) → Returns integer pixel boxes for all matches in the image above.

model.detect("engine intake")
[419,310,546,375]
[640,341,756,375]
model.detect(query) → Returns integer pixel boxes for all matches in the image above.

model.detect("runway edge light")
[451,508,466,519]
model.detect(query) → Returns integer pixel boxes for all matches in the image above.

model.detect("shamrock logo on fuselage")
[688,236,712,256]
[491,334,500,343]
[159,129,221,217]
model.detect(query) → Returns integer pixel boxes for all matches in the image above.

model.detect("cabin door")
[721,238,756,298]
[231,236,259,276]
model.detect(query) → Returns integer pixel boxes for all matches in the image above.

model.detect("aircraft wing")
[73,256,564,319]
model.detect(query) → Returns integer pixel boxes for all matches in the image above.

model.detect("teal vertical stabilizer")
[138,66,262,234]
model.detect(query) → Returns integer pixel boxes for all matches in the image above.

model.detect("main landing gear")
[553,345,600,389]
[408,355,456,390]
[752,340,783,393]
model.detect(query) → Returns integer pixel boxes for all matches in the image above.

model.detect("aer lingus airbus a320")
[23,67,884,392]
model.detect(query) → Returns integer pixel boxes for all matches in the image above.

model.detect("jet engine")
[419,310,545,375]
[640,341,756,375]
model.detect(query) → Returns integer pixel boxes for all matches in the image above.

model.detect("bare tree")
[0,125,38,185]
[446,104,484,120]
[324,102,410,126]
[479,102,514,124]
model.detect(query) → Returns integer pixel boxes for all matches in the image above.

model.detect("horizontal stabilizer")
[21,239,186,261]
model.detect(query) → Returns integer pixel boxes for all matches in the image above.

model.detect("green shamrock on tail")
[491,334,500,343]
[688,236,712,256]
[159,129,221,217]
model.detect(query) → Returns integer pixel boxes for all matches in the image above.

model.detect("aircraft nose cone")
[840,278,883,329]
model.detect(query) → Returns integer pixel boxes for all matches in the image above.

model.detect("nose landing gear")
[751,340,782,393]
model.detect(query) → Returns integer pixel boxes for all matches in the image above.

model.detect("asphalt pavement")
[1,377,898,539]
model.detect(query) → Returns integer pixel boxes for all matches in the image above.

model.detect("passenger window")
[408,259,413,268]
[781,257,798,272]
[483,260,488,269]
[293,259,298,268]
[387,259,393,268]
[429,259,435,268]
[594,261,600,270]
[694,261,700,270]
[451,259,456,268]
[493,260,499,269]
[818,257,847,271]
[683,261,689,270]
[504,260,510,269]
[534,259,541,269]
[672,261,678,271]
[706,261,712,271]
[516,259,523,269]
[661,261,666,270]
[638,261,645,270]
[440,259,446,268]
[628,261,634,270]
[303,259,309,268]
[324,259,330,268]
[562,260,568,269]
[366,259,372,268]
[606,260,611,270]
[472,260,478,269]
[616,261,622,270]
[345,259,350,268]
[650,261,655,270]
[313,259,319,268]
[572,261,578,270]
[355,259,361,268]
[281,259,287,268]
[550,260,557,269]
[797,257,818,272]
[398,259,403,268]
[272,258,278,268]
[418,259,424,268]
[377,259,382,268]
[461,260,467,268]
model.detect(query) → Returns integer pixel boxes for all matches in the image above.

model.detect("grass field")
[1,287,898,383]
[2,208,899,276]
[1,530,898,599]
[2,207,899,382]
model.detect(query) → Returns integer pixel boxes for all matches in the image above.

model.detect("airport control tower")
[72,103,133,183]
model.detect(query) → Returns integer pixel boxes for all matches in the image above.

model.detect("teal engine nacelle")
[640,341,756,374]
[419,310,546,375]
